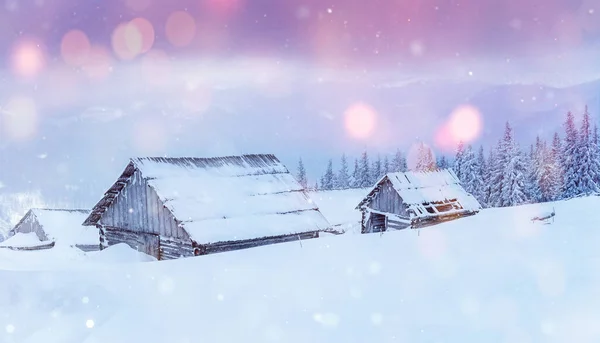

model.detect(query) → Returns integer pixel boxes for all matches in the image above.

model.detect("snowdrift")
[311,188,367,233]
[2,197,600,342]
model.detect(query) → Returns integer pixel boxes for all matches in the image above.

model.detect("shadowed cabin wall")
[99,169,193,259]
[368,179,409,217]
[12,212,47,241]
[100,169,190,240]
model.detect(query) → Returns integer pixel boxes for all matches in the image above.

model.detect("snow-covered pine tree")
[575,106,600,195]
[454,141,465,180]
[525,140,542,203]
[351,158,360,188]
[414,142,436,172]
[426,148,437,171]
[391,149,407,172]
[383,155,390,175]
[336,154,351,189]
[593,125,600,188]
[548,132,563,200]
[536,139,556,202]
[359,150,372,187]
[314,181,319,191]
[474,146,487,205]
[490,123,528,207]
[483,147,496,206]
[500,139,528,207]
[561,111,580,198]
[458,145,479,197]
[437,155,449,169]
[321,159,335,190]
[489,138,504,207]
[297,158,308,189]
[371,155,383,184]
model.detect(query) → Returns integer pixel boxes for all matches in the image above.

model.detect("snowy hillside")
[2,196,600,342]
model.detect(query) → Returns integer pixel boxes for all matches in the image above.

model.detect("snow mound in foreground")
[85,243,157,263]
[2,197,600,342]
[0,232,44,248]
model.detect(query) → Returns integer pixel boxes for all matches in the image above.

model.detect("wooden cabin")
[82,154,331,260]
[3,209,99,251]
[356,169,481,233]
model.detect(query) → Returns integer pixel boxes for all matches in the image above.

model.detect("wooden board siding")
[102,226,194,260]
[412,211,477,229]
[386,218,411,231]
[160,237,195,260]
[100,169,190,241]
[11,211,47,241]
[102,226,161,259]
[368,179,409,216]
[196,231,319,255]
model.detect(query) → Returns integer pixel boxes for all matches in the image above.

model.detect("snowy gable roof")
[358,169,481,218]
[14,208,98,246]
[85,154,330,243]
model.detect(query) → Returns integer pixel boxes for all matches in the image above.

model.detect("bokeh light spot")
[130,17,155,53]
[344,103,377,139]
[1,95,38,141]
[5,324,15,334]
[60,29,91,66]
[165,11,197,47]
[112,22,143,60]
[448,105,482,143]
[85,319,94,329]
[435,104,483,152]
[11,39,45,78]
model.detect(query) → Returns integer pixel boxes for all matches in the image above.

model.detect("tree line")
[297,106,600,209]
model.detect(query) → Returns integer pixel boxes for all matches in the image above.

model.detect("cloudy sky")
[1,0,600,205]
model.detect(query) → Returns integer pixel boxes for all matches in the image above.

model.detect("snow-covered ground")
[311,188,367,233]
[2,196,600,342]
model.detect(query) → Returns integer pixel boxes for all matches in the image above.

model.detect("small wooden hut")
[356,169,481,233]
[82,154,330,260]
[4,209,98,251]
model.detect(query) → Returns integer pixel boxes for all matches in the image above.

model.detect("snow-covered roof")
[85,155,330,243]
[13,209,98,246]
[357,169,481,219]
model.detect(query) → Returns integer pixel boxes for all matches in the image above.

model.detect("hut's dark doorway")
[371,213,386,232]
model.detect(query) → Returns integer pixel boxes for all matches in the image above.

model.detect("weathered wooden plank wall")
[198,231,319,255]
[160,238,195,260]
[100,169,190,240]
[12,212,47,241]
[368,179,409,216]
[102,226,162,259]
